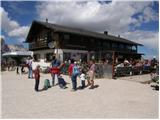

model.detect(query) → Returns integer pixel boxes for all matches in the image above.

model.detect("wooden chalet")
[25,20,143,62]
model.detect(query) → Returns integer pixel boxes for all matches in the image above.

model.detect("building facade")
[25,20,143,64]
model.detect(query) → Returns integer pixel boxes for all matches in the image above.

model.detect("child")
[80,69,86,89]
[34,65,40,92]
[58,75,67,89]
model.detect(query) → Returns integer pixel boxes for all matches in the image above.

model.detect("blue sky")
[1,1,159,59]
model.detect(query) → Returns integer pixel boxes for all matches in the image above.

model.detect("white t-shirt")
[32,61,37,70]
[80,73,85,81]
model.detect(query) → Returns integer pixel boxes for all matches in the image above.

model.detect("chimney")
[104,31,108,35]
[46,18,48,23]
[118,35,120,38]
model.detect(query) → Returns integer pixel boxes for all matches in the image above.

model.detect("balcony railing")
[29,41,48,50]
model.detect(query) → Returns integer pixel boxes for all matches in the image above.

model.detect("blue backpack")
[72,65,80,76]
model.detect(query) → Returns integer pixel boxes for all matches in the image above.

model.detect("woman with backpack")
[68,59,80,91]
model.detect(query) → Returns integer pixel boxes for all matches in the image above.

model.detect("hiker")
[50,54,63,86]
[87,59,96,89]
[21,60,25,74]
[34,65,40,92]
[26,57,33,79]
[16,58,21,75]
[68,59,80,91]
[32,58,37,78]
[16,66,19,74]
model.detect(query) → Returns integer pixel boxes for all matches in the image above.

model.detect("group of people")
[115,57,158,69]
[1,59,27,74]
[114,57,159,77]
[1,60,16,71]
[25,54,97,92]
[68,59,96,91]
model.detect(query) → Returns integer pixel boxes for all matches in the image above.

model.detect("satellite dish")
[48,41,55,49]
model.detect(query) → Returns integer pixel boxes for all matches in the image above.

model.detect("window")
[64,34,70,40]
[45,53,53,62]
[132,45,136,51]
[119,44,124,49]
[33,54,40,62]
[103,42,110,49]
[112,43,118,49]
[126,45,132,50]
[47,31,51,42]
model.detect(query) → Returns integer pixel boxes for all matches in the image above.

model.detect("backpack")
[72,65,80,76]
[43,79,51,90]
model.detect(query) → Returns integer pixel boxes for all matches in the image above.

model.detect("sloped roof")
[26,20,143,46]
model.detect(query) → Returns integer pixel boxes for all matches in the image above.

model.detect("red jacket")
[50,67,60,74]
[68,64,74,76]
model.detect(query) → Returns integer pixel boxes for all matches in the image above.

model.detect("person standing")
[16,58,21,75]
[21,60,25,74]
[68,60,80,91]
[27,57,33,79]
[88,60,96,89]
[51,54,62,86]
[34,65,40,92]
[68,59,75,91]
[16,66,19,74]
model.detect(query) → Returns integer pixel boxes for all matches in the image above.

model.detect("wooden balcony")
[29,41,48,50]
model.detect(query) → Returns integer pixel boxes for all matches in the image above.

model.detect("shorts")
[89,71,95,80]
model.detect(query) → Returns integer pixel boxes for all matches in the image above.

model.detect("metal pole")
[112,51,115,79]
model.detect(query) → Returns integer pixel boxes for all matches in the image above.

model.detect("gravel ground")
[1,71,159,119]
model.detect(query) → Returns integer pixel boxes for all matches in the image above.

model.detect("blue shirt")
[51,59,61,67]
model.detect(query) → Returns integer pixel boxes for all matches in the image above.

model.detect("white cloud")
[8,26,29,38]
[36,1,158,59]
[36,1,156,33]
[121,30,159,51]
[1,7,19,32]
[0,35,5,40]
[0,7,29,39]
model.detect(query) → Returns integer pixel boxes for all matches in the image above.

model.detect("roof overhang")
[25,20,143,46]
[2,51,33,57]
